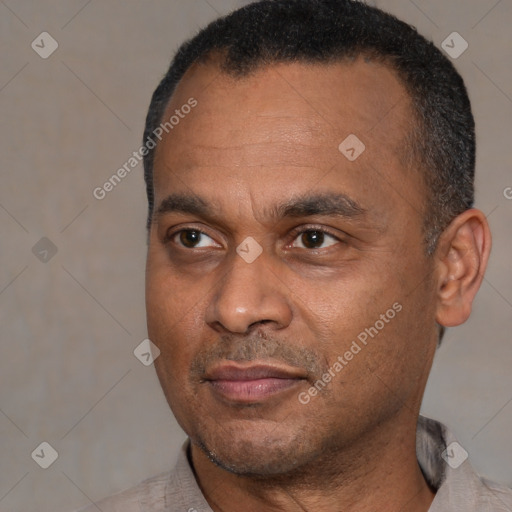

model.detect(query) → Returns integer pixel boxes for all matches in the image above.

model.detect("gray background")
[0,1,511,510]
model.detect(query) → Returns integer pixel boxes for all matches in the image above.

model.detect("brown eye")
[179,230,202,248]
[302,231,324,248]
[173,229,219,249]
[292,230,339,249]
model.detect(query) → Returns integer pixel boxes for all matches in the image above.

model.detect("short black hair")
[143,0,475,255]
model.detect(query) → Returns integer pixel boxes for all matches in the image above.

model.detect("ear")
[434,209,492,327]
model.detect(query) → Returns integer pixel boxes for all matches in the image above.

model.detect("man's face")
[146,58,440,476]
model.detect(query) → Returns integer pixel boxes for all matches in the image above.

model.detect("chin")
[192,423,318,477]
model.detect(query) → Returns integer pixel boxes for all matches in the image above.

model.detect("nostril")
[247,320,275,332]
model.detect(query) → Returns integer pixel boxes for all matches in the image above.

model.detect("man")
[78,0,511,510]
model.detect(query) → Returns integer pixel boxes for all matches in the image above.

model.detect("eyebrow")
[276,193,366,219]
[156,194,213,219]
[155,192,366,222]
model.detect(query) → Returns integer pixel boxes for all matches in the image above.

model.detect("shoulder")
[419,416,512,511]
[479,478,512,510]
[72,440,211,512]
[73,471,171,512]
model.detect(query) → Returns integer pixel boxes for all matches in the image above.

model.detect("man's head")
[143,0,476,255]
[144,0,490,481]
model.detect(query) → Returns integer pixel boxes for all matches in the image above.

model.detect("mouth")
[203,362,307,404]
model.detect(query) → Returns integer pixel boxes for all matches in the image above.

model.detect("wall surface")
[0,1,511,511]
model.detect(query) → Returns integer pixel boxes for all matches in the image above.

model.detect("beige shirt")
[76,417,512,511]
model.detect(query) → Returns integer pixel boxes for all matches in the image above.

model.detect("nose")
[205,250,293,334]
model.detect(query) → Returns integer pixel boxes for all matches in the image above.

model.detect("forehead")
[152,57,424,221]
[167,56,411,133]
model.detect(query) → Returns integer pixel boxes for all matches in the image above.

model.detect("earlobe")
[434,209,492,328]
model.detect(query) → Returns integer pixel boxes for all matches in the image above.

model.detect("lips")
[204,363,306,403]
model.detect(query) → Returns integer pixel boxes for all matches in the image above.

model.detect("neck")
[190,412,435,512]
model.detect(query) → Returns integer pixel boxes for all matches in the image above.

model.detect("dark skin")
[145,56,491,511]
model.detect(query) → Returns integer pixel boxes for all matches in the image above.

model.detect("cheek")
[289,264,396,342]
[147,270,206,430]
[146,246,202,327]
[146,260,207,375]
[291,261,428,380]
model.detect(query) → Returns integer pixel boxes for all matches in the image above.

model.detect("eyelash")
[163,227,217,246]
[287,225,344,248]
[164,225,345,249]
